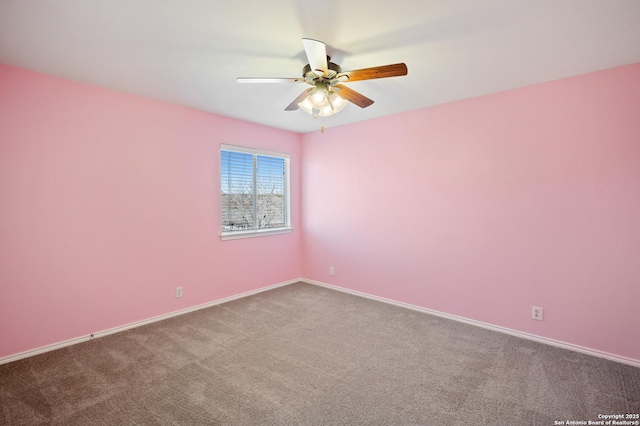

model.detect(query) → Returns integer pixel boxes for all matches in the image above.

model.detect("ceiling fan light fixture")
[298,89,347,117]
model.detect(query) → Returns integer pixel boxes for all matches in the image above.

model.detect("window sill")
[220,228,293,241]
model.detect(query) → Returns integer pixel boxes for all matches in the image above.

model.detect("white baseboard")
[3,278,638,368]
[0,278,300,366]
[301,279,640,368]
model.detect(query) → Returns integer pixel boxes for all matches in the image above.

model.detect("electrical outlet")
[329,266,335,276]
[176,287,183,298]
[532,306,543,321]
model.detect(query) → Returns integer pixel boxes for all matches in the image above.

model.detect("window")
[220,144,291,240]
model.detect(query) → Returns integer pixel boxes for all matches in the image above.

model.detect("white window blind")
[220,144,291,239]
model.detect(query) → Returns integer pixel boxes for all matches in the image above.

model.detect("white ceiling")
[1,0,640,133]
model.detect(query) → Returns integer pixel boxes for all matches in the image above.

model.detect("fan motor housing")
[303,60,342,81]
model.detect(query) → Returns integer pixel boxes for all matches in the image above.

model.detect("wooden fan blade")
[338,63,407,82]
[237,77,305,83]
[302,38,328,76]
[285,88,314,111]
[334,84,374,108]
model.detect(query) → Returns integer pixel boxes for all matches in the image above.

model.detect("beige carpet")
[1,282,639,425]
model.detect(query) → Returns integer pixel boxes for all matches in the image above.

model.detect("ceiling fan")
[237,38,408,118]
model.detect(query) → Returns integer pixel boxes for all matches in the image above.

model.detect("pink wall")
[301,63,640,362]
[0,64,302,359]
[2,61,639,364]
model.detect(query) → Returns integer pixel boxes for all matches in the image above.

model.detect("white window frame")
[220,144,292,240]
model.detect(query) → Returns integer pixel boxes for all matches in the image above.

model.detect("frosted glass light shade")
[311,92,327,107]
